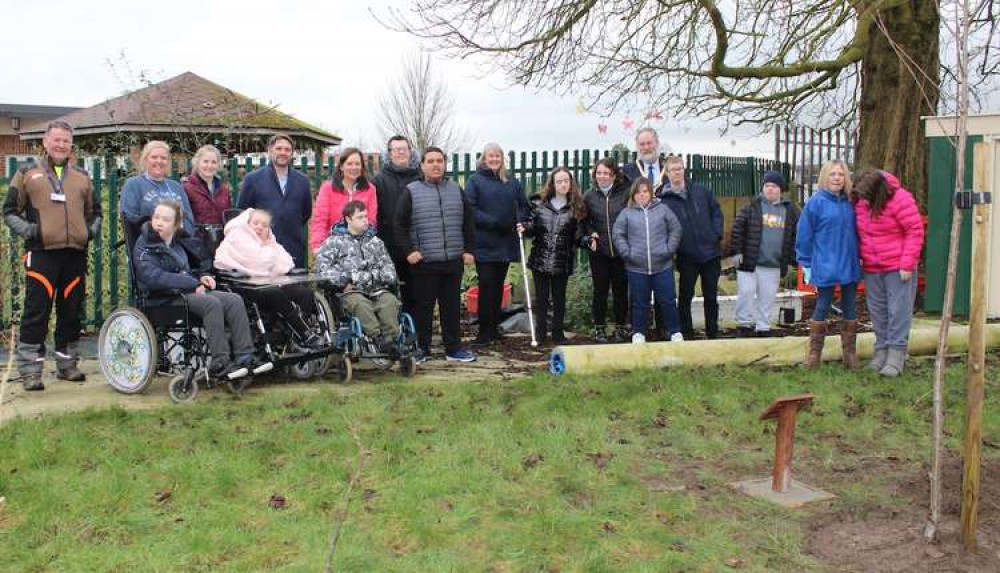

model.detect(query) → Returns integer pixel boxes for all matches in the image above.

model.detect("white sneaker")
[670,332,684,342]
[631,333,646,344]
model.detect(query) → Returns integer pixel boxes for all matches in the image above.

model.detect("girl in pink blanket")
[215,208,322,349]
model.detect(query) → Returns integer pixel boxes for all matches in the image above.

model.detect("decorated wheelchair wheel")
[99,307,159,394]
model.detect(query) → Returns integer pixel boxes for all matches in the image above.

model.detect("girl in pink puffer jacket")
[853,170,925,377]
[214,208,322,348]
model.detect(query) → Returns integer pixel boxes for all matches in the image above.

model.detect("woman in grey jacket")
[612,178,684,343]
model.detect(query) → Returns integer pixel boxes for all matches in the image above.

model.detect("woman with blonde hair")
[120,140,195,231]
[466,142,531,347]
[183,144,231,225]
[796,159,862,368]
[518,166,587,343]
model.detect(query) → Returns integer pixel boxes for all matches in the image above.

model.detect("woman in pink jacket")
[309,148,378,252]
[853,170,925,377]
[215,208,322,349]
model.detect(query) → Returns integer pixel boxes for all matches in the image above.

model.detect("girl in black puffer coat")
[581,158,631,343]
[520,167,587,343]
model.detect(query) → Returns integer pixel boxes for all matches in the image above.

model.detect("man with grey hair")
[622,127,668,193]
[3,120,101,390]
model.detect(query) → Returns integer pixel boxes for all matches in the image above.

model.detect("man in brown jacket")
[3,120,101,390]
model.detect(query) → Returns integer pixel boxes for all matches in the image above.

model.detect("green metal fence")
[0,150,789,330]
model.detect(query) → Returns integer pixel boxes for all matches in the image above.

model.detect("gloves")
[802,267,812,285]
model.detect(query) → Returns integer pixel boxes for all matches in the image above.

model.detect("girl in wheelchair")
[213,208,323,349]
[133,199,256,379]
[316,200,401,354]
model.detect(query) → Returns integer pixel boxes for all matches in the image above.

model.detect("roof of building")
[19,72,340,146]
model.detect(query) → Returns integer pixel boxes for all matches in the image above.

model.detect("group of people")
[3,121,925,391]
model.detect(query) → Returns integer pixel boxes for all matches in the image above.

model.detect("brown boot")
[804,320,826,368]
[840,319,860,370]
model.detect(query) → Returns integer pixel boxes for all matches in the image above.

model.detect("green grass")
[1,358,997,572]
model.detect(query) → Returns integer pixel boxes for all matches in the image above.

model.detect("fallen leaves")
[587,452,615,471]
[522,453,544,469]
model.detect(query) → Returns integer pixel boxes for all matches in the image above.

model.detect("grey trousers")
[183,291,254,364]
[735,268,781,332]
[340,291,401,338]
[864,271,918,350]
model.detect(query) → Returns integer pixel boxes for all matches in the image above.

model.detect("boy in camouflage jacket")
[315,200,401,347]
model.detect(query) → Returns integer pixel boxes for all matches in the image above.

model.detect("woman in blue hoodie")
[120,141,195,232]
[465,142,531,347]
[612,177,683,343]
[796,159,862,369]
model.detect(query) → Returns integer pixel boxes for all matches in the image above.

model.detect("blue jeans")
[812,283,858,321]
[627,270,680,336]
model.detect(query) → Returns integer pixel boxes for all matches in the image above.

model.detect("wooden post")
[761,394,814,493]
[961,142,993,550]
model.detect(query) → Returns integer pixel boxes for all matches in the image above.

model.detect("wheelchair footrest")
[226,367,250,380]
[253,362,274,375]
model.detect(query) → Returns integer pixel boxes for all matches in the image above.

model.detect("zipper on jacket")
[605,193,614,257]
[436,183,448,256]
[643,206,652,274]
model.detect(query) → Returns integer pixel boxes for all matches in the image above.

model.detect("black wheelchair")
[97,217,349,404]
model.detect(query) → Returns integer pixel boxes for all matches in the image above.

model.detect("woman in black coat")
[518,167,587,344]
[582,158,630,343]
[465,142,531,347]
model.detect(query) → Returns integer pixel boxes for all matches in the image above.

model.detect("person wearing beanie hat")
[761,170,787,191]
[726,169,800,337]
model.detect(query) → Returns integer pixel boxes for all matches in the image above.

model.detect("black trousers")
[391,254,416,316]
[410,267,464,353]
[532,271,569,340]
[20,248,87,350]
[677,256,722,338]
[475,261,509,341]
[589,252,627,327]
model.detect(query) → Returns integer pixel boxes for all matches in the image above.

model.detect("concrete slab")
[730,477,835,508]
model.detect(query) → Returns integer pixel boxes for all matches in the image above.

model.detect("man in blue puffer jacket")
[659,156,724,339]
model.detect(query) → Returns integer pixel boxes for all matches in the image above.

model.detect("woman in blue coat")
[796,159,862,369]
[465,142,530,347]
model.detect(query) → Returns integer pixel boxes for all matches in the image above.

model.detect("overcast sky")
[5,0,776,158]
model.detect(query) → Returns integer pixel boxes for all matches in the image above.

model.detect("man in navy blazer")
[237,133,313,268]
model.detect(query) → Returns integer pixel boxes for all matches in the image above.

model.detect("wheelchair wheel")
[168,370,198,404]
[99,307,158,394]
[399,355,416,377]
[289,359,317,380]
[335,353,353,384]
[311,290,338,377]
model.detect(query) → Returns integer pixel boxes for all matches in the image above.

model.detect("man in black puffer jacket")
[373,136,421,312]
[659,155,725,339]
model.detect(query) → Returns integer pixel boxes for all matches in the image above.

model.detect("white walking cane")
[517,226,539,347]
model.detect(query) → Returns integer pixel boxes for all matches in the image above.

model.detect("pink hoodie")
[854,171,925,273]
[214,208,295,277]
[309,179,378,252]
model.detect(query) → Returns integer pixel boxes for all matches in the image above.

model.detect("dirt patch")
[809,454,1000,572]
[0,333,543,421]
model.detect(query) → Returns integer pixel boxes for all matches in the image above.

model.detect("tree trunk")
[856,0,940,210]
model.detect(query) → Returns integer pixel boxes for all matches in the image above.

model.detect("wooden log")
[549,324,1000,376]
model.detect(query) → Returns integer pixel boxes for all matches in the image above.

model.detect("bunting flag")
[622,117,635,130]
[644,110,663,121]
[598,122,608,135]
[576,98,587,114]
